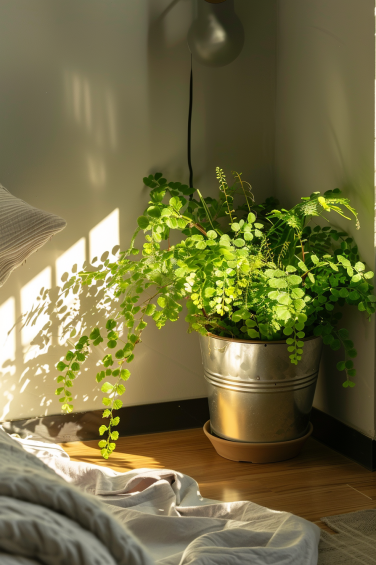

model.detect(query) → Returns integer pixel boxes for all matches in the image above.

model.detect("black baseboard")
[2,400,374,471]
[1,397,210,444]
[311,407,376,471]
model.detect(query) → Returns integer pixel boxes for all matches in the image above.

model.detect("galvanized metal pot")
[199,334,323,444]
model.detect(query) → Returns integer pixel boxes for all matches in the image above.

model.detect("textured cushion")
[0,184,66,287]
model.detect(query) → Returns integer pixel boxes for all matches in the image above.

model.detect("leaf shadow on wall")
[0,247,122,437]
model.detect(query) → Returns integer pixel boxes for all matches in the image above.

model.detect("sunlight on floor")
[61,441,162,472]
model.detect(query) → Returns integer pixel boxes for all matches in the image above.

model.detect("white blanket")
[1,430,320,564]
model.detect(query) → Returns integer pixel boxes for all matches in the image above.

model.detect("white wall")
[275,0,375,436]
[0,0,278,421]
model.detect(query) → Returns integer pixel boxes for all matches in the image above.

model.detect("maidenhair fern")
[52,168,375,458]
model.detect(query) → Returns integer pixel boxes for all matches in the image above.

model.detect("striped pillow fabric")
[0,184,67,287]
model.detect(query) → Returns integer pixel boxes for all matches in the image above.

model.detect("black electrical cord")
[187,54,194,200]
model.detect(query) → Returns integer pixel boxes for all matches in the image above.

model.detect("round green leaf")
[338,328,349,339]
[101,382,114,393]
[291,288,304,299]
[196,241,207,250]
[247,329,260,339]
[157,296,167,308]
[106,319,116,330]
[269,278,288,289]
[268,291,279,300]
[293,299,305,310]
[121,369,131,381]
[90,328,100,340]
[244,232,254,241]
[348,291,360,300]
[147,206,161,218]
[277,293,290,305]
[323,334,334,345]
[232,312,243,323]
[137,216,149,229]
[145,303,156,316]
[287,275,302,286]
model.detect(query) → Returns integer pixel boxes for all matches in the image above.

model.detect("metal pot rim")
[205,333,321,345]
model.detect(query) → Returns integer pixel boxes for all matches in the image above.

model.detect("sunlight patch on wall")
[89,208,120,261]
[56,238,86,286]
[56,238,86,345]
[106,90,117,149]
[21,267,52,363]
[86,154,107,187]
[0,297,16,377]
[64,70,118,189]
[20,378,30,393]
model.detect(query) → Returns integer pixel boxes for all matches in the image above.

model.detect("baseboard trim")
[2,401,374,470]
[311,407,375,471]
[1,397,210,444]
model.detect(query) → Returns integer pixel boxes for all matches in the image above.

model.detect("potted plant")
[53,168,375,459]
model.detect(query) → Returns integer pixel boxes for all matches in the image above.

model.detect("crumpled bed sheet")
[0,429,320,564]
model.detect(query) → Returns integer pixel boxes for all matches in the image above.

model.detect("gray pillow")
[0,184,67,287]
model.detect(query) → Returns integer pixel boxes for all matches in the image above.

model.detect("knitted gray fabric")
[0,427,154,565]
[0,184,66,286]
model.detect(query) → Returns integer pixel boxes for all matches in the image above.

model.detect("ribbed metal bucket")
[199,334,322,443]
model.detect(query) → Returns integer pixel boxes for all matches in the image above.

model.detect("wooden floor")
[61,428,376,531]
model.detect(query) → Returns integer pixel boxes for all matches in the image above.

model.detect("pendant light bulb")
[188,0,244,67]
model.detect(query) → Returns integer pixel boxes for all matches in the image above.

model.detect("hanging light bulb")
[188,0,244,67]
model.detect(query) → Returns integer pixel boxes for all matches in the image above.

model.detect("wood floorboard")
[60,428,376,530]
